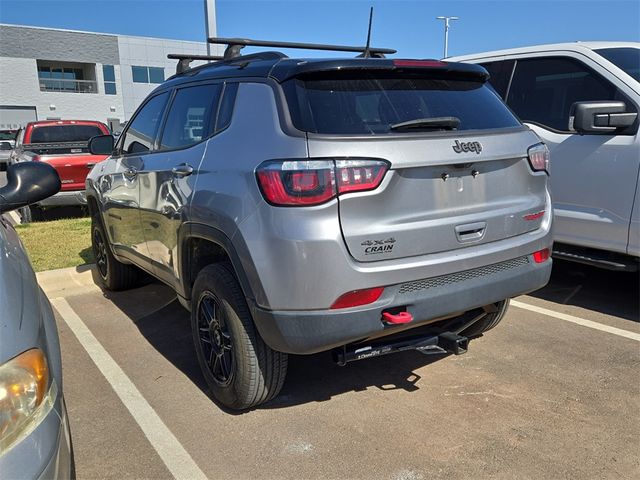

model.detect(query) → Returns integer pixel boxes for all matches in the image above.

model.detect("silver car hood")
[0,219,42,363]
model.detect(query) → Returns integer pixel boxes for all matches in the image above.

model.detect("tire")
[91,217,140,291]
[191,264,288,410]
[462,299,510,338]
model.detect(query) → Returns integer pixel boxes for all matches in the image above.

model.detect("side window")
[215,83,239,132]
[506,57,631,132]
[121,92,169,154]
[159,83,222,150]
[481,60,515,99]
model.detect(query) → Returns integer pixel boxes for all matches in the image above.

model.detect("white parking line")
[51,297,208,480]
[512,299,640,342]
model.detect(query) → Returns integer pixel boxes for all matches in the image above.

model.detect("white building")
[0,23,222,132]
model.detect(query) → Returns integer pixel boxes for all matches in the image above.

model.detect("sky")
[0,0,638,59]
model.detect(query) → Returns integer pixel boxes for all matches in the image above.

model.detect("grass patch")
[15,217,94,272]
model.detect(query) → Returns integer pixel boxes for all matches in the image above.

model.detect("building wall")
[0,24,119,64]
[117,37,210,119]
[0,56,125,125]
[0,23,220,127]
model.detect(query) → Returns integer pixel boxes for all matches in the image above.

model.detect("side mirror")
[0,162,61,214]
[572,101,637,134]
[0,141,12,151]
[88,134,115,155]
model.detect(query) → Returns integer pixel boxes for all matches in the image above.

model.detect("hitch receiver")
[438,332,469,355]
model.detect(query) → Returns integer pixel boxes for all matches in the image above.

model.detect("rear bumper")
[252,254,552,354]
[37,189,87,207]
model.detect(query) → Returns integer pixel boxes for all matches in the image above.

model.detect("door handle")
[172,164,194,178]
[123,166,138,179]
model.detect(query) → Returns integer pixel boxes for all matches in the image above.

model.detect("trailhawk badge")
[361,237,396,255]
[452,140,482,154]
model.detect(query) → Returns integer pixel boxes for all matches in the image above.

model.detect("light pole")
[435,16,459,59]
[204,0,217,56]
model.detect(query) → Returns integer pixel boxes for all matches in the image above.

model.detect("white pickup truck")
[450,42,639,271]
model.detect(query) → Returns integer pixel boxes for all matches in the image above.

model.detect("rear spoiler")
[269,59,489,83]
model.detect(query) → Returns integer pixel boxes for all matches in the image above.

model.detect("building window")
[103,65,117,95]
[148,67,164,84]
[37,61,97,93]
[132,66,148,83]
[132,66,165,84]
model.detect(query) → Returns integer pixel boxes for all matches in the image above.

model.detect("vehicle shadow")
[32,205,88,222]
[101,283,445,412]
[530,259,639,322]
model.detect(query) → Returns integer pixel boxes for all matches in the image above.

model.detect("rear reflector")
[330,287,384,309]
[523,211,545,221]
[532,248,550,263]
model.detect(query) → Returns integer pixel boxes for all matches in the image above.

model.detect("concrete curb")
[8,210,20,224]
[37,264,101,299]
[1,211,19,226]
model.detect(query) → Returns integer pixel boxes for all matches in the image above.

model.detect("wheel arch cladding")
[180,224,263,306]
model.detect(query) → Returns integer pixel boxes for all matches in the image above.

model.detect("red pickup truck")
[10,120,110,215]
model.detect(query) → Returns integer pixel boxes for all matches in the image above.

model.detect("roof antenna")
[361,7,374,58]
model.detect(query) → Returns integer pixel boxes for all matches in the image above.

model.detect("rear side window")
[215,83,239,132]
[284,73,521,134]
[159,83,222,150]
[29,124,104,143]
[506,57,635,132]
[121,92,169,154]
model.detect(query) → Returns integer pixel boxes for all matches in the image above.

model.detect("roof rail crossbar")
[167,54,224,74]
[208,37,396,60]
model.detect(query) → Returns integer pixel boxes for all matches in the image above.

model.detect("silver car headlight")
[0,348,57,455]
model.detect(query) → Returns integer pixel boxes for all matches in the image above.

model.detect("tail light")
[256,159,389,206]
[527,143,549,174]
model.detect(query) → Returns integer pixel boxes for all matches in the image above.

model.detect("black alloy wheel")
[196,292,235,386]
[92,226,108,280]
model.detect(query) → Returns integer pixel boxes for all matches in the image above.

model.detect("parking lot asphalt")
[33,260,639,480]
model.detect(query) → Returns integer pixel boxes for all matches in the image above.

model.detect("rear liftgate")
[332,305,497,366]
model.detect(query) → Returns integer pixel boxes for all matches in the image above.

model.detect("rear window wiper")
[389,117,461,132]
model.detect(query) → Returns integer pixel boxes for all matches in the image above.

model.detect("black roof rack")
[208,37,396,60]
[167,53,224,74]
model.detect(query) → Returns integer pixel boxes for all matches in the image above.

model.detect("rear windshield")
[284,73,521,134]
[0,131,17,141]
[29,125,104,143]
[595,47,640,82]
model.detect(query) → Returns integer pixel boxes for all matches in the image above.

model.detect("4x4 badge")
[361,237,396,255]
[452,140,482,154]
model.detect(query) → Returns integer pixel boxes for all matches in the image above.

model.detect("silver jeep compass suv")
[86,38,553,410]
